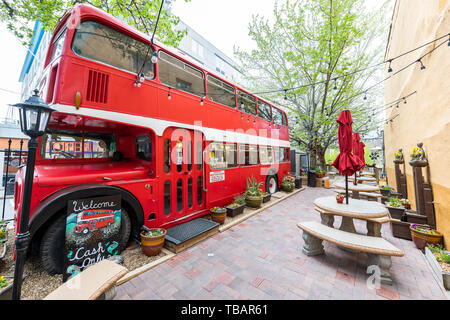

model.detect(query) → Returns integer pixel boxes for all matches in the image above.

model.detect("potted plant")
[281,175,295,193]
[380,185,392,197]
[210,206,227,224]
[226,194,246,217]
[0,276,13,300]
[335,193,345,204]
[409,224,443,250]
[425,244,450,290]
[0,221,7,244]
[315,167,324,178]
[140,227,167,257]
[400,198,411,210]
[385,196,405,220]
[245,176,263,208]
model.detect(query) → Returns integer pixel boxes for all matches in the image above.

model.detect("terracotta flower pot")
[409,225,443,250]
[140,228,166,257]
[211,209,227,224]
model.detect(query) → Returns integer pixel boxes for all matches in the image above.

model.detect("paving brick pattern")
[114,187,449,300]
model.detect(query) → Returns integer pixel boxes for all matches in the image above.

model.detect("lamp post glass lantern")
[10,89,54,300]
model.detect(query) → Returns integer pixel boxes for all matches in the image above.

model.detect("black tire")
[39,208,132,275]
[265,175,278,194]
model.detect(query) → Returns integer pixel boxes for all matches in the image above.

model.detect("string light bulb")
[200,96,204,106]
[151,51,158,64]
[387,60,393,73]
[333,78,337,90]
[418,59,426,70]
[168,88,171,100]
[363,92,367,100]
[284,89,288,100]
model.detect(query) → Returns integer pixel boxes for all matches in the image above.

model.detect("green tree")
[234,0,391,169]
[0,0,190,47]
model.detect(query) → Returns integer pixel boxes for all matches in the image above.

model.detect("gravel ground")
[0,228,167,300]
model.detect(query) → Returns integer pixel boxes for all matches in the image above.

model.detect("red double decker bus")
[74,209,115,234]
[14,4,291,274]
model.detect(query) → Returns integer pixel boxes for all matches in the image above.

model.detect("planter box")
[262,194,271,203]
[425,247,450,291]
[226,203,245,217]
[294,177,302,189]
[390,219,412,240]
[402,211,428,224]
[380,189,391,197]
[0,283,13,300]
[386,206,405,220]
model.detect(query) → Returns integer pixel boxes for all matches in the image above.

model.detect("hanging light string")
[252,32,449,96]
[325,37,448,108]
[368,90,418,115]
[135,0,165,86]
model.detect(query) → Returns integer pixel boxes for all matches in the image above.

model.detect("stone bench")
[297,221,404,285]
[314,206,389,237]
[44,259,128,300]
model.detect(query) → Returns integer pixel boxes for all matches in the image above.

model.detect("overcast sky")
[0,0,388,120]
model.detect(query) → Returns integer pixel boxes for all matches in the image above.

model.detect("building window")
[189,37,204,58]
[239,144,259,166]
[215,55,227,75]
[237,90,257,116]
[207,75,235,108]
[209,142,238,169]
[158,51,205,96]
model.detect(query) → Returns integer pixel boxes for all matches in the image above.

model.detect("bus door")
[162,128,206,223]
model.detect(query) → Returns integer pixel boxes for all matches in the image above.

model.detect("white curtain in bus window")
[258,101,272,121]
[206,75,235,108]
[239,144,259,166]
[237,90,257,115]
[209,142,237,169]
[275,147,286,162]
[272,108,283,125]
[158,51,205,97]
[71,20,154,78]
[260,146,274,164]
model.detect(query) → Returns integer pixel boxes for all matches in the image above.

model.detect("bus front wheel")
[39,208,131,275]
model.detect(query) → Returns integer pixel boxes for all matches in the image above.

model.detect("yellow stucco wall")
[384,0,450,247]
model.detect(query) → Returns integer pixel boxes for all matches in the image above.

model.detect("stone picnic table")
[333,181,379,199]
[313,196,389,253]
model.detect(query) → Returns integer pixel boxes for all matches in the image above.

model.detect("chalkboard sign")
[63,194,122,282]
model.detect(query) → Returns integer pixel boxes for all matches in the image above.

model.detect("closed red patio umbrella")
[332,110,359,203]
[352,132,365,184]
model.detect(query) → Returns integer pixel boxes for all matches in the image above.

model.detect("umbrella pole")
[345,174,349,204]
[354,172,357,185]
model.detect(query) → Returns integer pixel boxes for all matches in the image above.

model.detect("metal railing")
[1,139,27,221]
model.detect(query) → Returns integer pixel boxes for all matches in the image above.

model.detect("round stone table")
[314,196,389,251]
[333,181,379,199]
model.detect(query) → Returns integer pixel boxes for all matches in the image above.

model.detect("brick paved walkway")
[115,187,449,300]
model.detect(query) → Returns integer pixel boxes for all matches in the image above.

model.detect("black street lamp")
[10,89,54,300]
